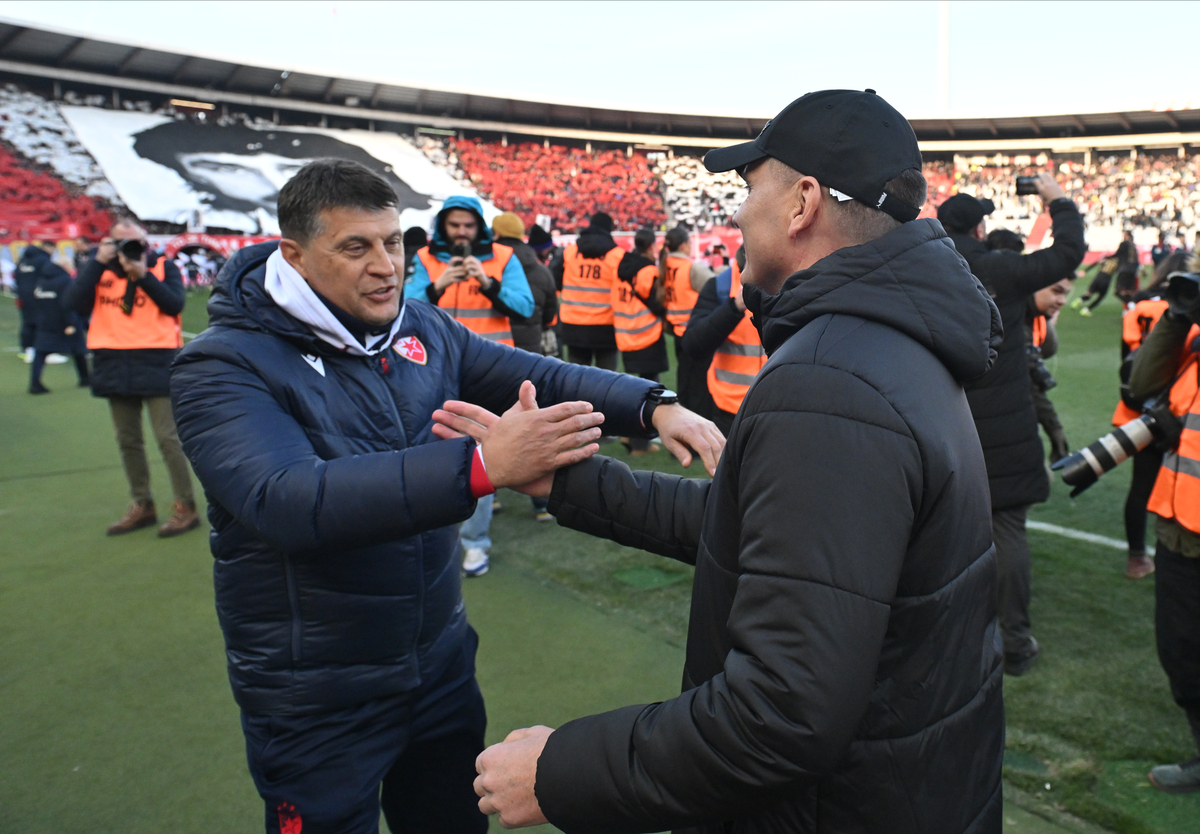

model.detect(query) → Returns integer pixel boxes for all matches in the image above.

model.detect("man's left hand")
[475,726,552,829]
[118,251,147,280]
[464,256,490,288]
[653,403,725,476]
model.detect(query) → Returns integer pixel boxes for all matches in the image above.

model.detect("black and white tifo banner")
[60,106,498,235]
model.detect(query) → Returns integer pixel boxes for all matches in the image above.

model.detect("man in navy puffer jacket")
[170,160,724,834]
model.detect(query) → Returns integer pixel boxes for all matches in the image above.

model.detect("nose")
[367,241,397,277]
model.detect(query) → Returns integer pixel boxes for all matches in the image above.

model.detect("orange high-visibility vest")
[707,261,766,415]
[1112,298,1172,426]
[1031,315,1047,348]
[560,244,622,326]
[87,258,182,350]
[1147,346,1200,534]
[612,263,662,352]
[664,254,699,337]
[418,244,515,346]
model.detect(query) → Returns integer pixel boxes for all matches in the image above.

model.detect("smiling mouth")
[367,286,397,299]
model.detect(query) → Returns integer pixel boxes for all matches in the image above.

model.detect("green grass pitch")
[1,281,1197,833]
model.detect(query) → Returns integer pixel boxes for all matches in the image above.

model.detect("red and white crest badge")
[394,335,427,365]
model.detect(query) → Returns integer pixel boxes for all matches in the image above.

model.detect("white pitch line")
[1026,520,1126,550]
[182,331,198,340]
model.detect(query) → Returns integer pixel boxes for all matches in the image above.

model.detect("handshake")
[432,380,726,496]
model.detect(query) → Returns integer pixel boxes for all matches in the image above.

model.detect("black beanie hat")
[527,224,553,250]
[589,212,614,232]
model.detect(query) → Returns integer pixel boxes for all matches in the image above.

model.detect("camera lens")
[118,239,147,260]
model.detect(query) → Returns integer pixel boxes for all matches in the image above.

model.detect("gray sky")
[3,1,1196,119]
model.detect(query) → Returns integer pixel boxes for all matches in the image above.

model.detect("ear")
[278,239,308,279]
[786,176,823,239]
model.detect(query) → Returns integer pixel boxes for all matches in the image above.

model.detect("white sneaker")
[462,547,489,577]
[45,353,68,364]
[22,347,33,363]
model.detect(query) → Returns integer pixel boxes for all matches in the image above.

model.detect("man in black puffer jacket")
[472,90,1005,834]
[171,160,722,834]
[938,183,1086,675]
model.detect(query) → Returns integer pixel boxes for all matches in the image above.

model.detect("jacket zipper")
[283,555,302,664]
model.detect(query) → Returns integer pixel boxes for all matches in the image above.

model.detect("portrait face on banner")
[130,121,434,233]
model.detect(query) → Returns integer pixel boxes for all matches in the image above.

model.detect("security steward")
[681,246,766,436]
[660,224,715,415]
[613,227,670,452]
[552,211,624,370]
[1129,260,1200,794]
[68,217,199,537]
[405,194,534,345]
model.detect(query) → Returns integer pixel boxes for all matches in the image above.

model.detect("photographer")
[938,174,1086,676]
[1128,262,1200,793]
[67,218,198,538]
[405,195,534,576]
[1028,278,1073,464]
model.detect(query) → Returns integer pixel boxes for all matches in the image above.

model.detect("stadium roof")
[2,18,1200,154]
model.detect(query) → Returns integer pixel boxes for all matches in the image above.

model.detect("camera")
[1027,345,1057,391]
[449,242,471,259]
[1052,397,1182,496]
[1165,271,1200,323]
[114,238,148,261]
[1015,177,1039,196]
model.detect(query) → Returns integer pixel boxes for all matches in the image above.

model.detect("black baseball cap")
[703,89,923,223]
[936,193,995,234]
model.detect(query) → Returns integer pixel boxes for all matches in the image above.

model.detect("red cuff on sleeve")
[469,445,495,498]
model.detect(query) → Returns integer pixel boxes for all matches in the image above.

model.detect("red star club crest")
[394,335,427,365]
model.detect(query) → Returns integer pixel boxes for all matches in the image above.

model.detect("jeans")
[459,496,492,553]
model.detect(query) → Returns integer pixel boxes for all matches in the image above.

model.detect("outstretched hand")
[432,381,604,493]
[652,403,726,476]
[475,726,553,829]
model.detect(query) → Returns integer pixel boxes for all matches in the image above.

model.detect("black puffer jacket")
[68,251,185,398]
[949,199,1086,510]
[497,235,558,354]
[539,219,1005,834]
[171,242,655,716]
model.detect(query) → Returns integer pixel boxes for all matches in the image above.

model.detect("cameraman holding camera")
[405,195,534,576]
[67,217,198,537]
[1128,261,1200,793]
[938,173,1086,676]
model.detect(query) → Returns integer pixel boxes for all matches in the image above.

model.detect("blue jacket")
[404,194,535,319]
[171,241,655,715]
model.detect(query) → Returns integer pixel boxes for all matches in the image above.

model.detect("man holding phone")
[405,195,535,576]
[68,217,199,537]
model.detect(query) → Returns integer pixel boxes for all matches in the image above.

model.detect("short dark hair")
[986,228,1025,253]
[278,159,398,243]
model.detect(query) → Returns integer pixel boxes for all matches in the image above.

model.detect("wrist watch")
[642,388,678,428]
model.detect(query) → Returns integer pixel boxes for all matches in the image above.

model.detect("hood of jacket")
[617,250,655,281]
[745,218,1001,384]
[430,194,493,257]
[208,240,385,357]
[577,225,618,259]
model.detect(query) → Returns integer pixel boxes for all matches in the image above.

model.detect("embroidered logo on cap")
[394,336,427,365]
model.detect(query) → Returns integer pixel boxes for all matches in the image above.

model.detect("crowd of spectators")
[652,154,747,230]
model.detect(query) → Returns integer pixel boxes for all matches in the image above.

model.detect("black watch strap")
[642,388,678,429]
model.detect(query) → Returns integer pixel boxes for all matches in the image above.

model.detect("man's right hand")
[431,381,604,493]
[434,257,469,291]
[1034,171,1067,204]
[96,238,117,264]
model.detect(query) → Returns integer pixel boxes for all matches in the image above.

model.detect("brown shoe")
[158,500,200,538]
[1126,553,1156,579]
[107,500,157,535]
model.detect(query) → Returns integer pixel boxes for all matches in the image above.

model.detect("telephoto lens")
[1166,271,1200,323]
[1053,414,1160,496]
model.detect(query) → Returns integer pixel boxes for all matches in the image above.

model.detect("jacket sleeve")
[550,250,565,291]
[1130,312,1194,399]
[983,200,1087,302]
[547,455,709,564]
[537,264,559,327]
[535,367,920,833]
[482,254,535,319]
[404,256,437,303]
[681,277,742,359]
[66,257,105,316]
[170,345,478,555]
[139,259,185,316]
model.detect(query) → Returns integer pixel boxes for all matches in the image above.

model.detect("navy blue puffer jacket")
[171,242,655,715]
